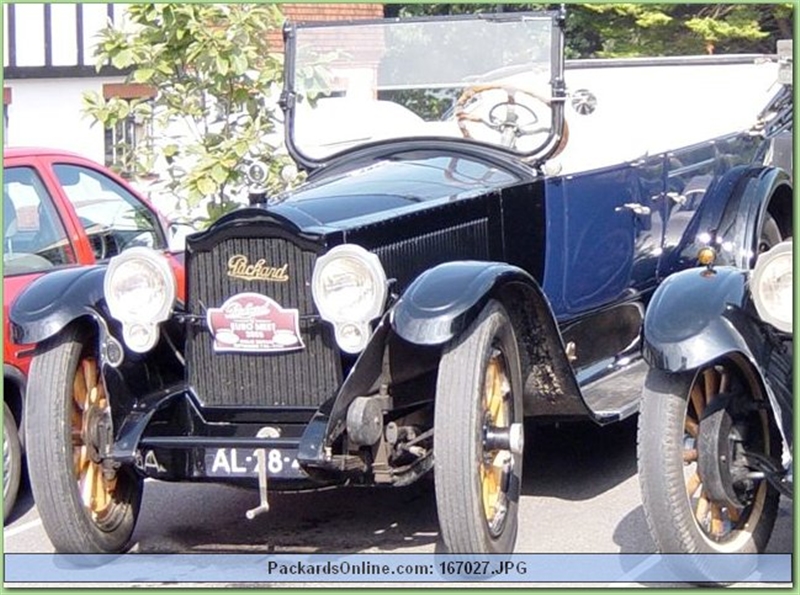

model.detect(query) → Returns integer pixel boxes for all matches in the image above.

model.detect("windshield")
[284,12,565,166]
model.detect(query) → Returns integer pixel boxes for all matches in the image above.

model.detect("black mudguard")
[390,260,589,418]
[391,260,543,345]
[643,266,751,372]
[716,166,792,269]
[9,266,107,346]
[9,265,187,441]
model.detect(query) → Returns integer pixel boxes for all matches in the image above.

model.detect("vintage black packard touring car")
[10,11,793,554]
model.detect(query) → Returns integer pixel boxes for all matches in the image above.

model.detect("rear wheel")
[637,360,779,554]
[434,300,524,554]
[26,326,142,553]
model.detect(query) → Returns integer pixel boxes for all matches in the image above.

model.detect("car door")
[550,159,663,316]
[541,155,666,400]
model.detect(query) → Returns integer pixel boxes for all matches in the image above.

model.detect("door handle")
[665,191,687,206]
[616,203,652,216]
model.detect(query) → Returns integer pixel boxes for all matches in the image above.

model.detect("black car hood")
[268,153,520,229]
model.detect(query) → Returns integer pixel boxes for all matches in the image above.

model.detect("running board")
[581,358,648,425]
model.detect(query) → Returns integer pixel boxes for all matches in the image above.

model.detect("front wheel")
[434,300,524,554]
[25,326,142,553]
[637,360,779,554]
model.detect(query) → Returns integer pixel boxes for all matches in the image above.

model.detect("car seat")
[3,191,54,275]
[4,191,18,253]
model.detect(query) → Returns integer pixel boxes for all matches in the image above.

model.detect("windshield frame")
[280,10,567,171]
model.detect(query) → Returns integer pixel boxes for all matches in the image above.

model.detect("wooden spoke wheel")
[25,325,142,553]
[638,358,779,554]
[72,357,118,520]
[481,349,514,534]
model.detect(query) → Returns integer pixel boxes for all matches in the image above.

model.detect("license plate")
[204,447,305,479]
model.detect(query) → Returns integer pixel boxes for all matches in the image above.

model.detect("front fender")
[390,260,538,345]
[643,266,751,372]
[389,260,592,421]
[9,266,106,345]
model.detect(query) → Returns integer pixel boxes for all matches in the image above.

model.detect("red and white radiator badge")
[206,292,305,353]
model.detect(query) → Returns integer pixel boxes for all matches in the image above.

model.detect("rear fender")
[722,167,792,268]
[664,166,792,276]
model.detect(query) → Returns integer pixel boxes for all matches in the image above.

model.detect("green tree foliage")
[83,3,295,224]
[386,4,793,58]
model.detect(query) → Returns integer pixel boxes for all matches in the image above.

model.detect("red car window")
[3,166,77,275]
[53,164,166,260]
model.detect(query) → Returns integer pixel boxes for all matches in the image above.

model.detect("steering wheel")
[454,84,554,148]
[80,217,113,261]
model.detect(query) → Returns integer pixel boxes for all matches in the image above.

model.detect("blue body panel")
[541,132,762,321]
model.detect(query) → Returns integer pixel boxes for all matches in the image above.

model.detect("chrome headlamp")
[312,244,388,354]
[104,247,177,353]
[751,239,792,334]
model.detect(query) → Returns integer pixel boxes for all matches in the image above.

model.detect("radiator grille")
[187,236,341,408]
[374,218,489,291]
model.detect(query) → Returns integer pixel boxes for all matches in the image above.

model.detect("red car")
[3,147,185,521]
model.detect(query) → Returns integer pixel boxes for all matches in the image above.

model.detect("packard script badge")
[206,292,304,353]
[227,255,289,282]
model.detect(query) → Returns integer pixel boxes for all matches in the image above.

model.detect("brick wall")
[285,3,383,21]
[268,3,384,51]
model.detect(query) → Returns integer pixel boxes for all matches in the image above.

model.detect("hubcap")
[481,348,517,536]
[682,366,769,545]
[72,357,117,520]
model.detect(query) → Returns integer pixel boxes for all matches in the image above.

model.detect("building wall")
[6,76,124,160]
[3,3,129,161]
